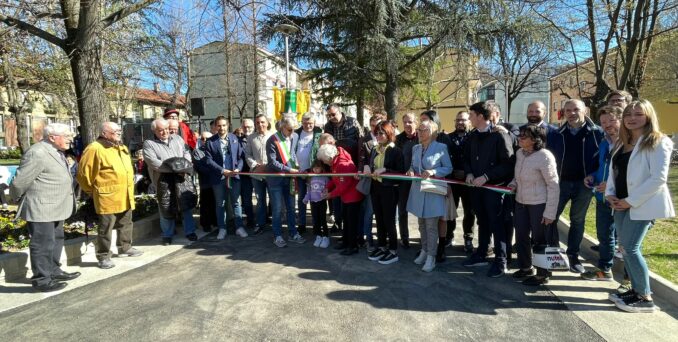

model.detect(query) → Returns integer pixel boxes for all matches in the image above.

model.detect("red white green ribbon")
[230,171,514,195]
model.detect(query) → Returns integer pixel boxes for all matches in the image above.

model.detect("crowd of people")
[10,92,674,314]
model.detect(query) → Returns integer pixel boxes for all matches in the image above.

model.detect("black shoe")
[523,275,549,286]
[464,239,474,254]
[333,243,346,250]
[297,225,307,235]
[202,226,212,233]
[162,237,172,246]
[330,224,340,233]
[401,239,410,249]
[436,244,446,263]
[569,255,585,273]
[186,233,198,241]
[368,248,387,261]
[52,271,81,281]
[487,262,508,278]
[512,268,535,279]
[340,247,359,256]
[253,225,264,235]
[34,280,67,292]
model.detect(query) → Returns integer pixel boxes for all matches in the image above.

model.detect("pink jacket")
[510,148,560,220]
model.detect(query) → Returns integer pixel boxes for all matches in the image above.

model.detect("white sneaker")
[236,227,248,238]
[289,234,306,244]
[274,236,287,248]
[1,203,7,209]
[327,214,336,226]
[320,236,330,248]
[414,250,427,265]
[422,255,436,272]
[217,229,227,240]
[614,246,623,260]
[313,235,322,247]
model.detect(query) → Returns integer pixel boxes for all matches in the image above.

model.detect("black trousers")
[503,195,516,260]
[514,202,558,275]
[311,200,328,237]
[341,201,361,248]
[27,221,64,287]
[397,181,410,242]
[448,183,475,240]
[0,183,8,205]
[97,210,133,261]
[472,188,507,265]
[199,186,217,229]
[372,182,399,251]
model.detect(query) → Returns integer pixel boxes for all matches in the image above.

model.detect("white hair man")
[77,122,142,270]
[143,118,197,245]
[10,123,78,292]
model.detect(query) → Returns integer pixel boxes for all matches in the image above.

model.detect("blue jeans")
[240,175,255,227]
[252,178,268,227]
[555,180,594,257]
[268,181,298,238]
[614,210,653,296]
[296,178,308,228]
[359,194,374,244]
[595,199,616,271]
[213,178,244,230]
[159,208,196,238]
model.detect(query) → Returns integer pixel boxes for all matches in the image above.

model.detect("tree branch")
[102,0,160,29]
[0,14,66,49]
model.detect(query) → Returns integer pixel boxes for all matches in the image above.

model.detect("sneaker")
[273,236,287,248]
[327,215,336,226]
[609,289,636,304]
[523,275,549,286]
[186,233,198,241]
[581,268,613,281]
[119,247,143,257]
[487,263,508,278]
[217,229,227,240]
[463,254,489,267]
[289,234,306,244]
[235,227,249,238]
[2,203,8,209]
[368,248,387,261]
[615,294,658,313]
[512,268,535,279]
[98,259,115,269]
[319,236,330,248]
[378,252,399,265]
[313,235,322,247]
[413,250,427,265]
[253,225,264,235]
[463,239,474,254]
[568,255,585,273]
[162,237,172,246]
[422,255,436,272]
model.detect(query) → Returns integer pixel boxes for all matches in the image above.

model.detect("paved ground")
[0,212,676,341]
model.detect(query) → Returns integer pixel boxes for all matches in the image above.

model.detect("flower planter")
[0,213,159,282]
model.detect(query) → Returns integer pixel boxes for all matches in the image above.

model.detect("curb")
[557,218,678,308]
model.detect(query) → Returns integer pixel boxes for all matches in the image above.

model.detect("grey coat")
[10,141,76,222]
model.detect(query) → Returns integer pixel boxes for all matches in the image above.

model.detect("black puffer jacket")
[157,157,198,219]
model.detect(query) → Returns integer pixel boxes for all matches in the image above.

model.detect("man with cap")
[164,108,197,150]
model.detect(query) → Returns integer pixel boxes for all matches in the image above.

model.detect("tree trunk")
[384,69,398,121]
[356,93,364,126]
[1,49,30,151]
[68,46,108,145]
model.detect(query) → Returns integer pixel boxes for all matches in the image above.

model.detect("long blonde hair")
[618,99,664,151]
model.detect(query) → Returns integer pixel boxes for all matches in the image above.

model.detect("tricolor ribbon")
[231,171,514,195]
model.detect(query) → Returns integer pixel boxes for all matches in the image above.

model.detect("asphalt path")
[0,226,604,342]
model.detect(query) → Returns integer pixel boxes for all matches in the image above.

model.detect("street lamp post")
[273,24,299,89]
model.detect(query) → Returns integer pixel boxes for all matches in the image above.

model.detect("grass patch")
[563,167,678,284]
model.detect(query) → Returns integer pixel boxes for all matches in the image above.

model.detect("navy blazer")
[266,132,298,187]
[203,133,244,186]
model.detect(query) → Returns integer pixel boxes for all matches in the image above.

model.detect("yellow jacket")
[77,138,136,214]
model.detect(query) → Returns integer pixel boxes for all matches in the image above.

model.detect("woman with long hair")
[605,99,675,313]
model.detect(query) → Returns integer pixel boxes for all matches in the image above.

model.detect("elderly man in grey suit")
[11,123,78,292]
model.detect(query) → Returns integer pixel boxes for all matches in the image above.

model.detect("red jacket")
[326,147,363,203]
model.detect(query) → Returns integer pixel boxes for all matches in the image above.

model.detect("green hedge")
[0,195,158,253]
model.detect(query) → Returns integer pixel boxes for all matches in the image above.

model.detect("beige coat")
[510,148,560,220]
